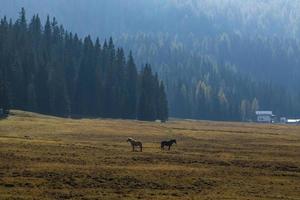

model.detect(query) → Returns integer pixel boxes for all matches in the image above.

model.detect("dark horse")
[161,139,177,150]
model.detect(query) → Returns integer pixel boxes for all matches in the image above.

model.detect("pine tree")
[102,39,115,117]
[17,8,27,31]
[158,81,168,122]
[113,48,126,118]
[0,66,9,113]
[44,16,52,49]
[73,36,97,116]
[138,65,157,121]
[124,51,138,119]
[94,37,103,116]
[35,64,50,114]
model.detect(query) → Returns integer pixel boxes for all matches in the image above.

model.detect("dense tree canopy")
[0,9,168,121]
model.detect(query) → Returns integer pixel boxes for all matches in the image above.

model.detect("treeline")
[0,9,168,121]
[4,0,300,39]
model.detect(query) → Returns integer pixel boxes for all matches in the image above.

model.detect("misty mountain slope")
[1,1,300,120]
[2,0,300,87]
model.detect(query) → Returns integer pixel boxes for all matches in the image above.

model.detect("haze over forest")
[1,0,300,121]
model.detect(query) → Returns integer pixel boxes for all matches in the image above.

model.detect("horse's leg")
[168,145,171,150]
[132,144,134,152]
[140,144,143,152]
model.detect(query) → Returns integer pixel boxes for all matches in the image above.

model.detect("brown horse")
[127,138,143,152]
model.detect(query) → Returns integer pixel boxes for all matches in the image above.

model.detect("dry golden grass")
[0,110,300,199]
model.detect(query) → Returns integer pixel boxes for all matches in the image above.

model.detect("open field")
[0,111,300,199]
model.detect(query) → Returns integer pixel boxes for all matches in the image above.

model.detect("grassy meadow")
[0,110,300,199]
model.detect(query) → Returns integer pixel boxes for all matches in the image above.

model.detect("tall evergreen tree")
[124,51,138,119]
[157,81,168,122]
[138,65,157,121]
[0,67,9,112]
[73,36,96,116]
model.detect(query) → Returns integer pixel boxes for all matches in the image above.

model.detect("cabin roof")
[256,111,273,115]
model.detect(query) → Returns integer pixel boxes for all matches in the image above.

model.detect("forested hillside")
[0,9,168,121]
[1,1,300,120]
[118,34,300,120]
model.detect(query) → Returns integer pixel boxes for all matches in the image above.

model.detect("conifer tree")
[158,81,168,122]
[124,51,138,119]
[138,65,157,121]
[0,67,9,112]
[74,36,97,116]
